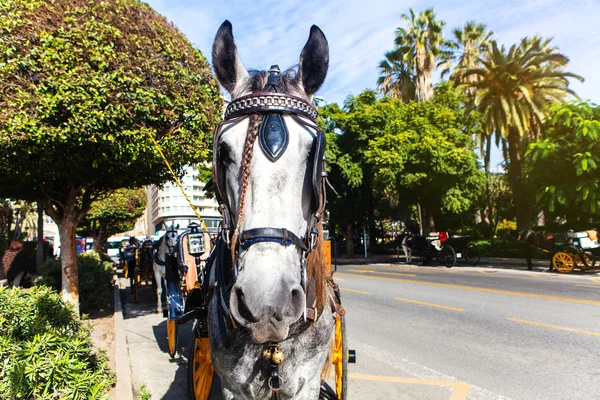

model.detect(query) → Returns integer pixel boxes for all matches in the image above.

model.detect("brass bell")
[262,348,273,360]
[271,348,284,365]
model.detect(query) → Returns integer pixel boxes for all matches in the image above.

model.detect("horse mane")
[306,221,327,313]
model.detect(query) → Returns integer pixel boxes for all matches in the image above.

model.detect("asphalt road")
[337,263,600,400]
[119,263,600,400]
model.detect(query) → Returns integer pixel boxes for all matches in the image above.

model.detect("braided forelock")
[231,114,264,262]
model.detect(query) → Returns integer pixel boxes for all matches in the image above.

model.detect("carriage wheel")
[332,315,348,400]
[439,245,456,268]
[188,336,215,400]
[464,244,480,266]
[421,249,433,265]
[134,268,141,304]
[167,319,178,358]
[552,252,575,273]
[579,253,596,270]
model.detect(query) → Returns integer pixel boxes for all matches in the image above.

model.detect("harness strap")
[240,227,307,251]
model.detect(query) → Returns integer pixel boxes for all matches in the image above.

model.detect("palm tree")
[394,8,445,101]
[440,21,494,88]
[377,48,415,102]
[459,37,583,229]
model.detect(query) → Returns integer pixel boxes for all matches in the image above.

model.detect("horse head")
[164,223,179,253]
[212,21,329,343]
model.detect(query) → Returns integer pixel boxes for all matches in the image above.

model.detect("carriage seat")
[572,230,599,249]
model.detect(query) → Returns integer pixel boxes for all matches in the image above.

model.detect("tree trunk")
[36,202,44,274]
[92,230,109,254]
[345,224,354,257]
[417,202,423,236]
[414,51,434,102]
[58,217,79,315]
[506,130,528,230]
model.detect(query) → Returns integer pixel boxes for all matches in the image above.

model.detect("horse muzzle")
[229,281,306,343]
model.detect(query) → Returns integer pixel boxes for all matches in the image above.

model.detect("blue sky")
[146,0,600,170]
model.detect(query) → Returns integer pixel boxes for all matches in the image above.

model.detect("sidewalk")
[336,254,549,270]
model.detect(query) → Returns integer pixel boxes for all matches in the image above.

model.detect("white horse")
[207,21,337,399]
[152,224,179,313]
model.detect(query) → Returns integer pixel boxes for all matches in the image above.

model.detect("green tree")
[365,83,485,234]
[78,188,147,253]
[440,21,493,89]
[394,8,445,101]
[0,0,222,312]
[526,102,600,226]
[377,48,415,102]
[319,91,385,256]
[459,37,583,230]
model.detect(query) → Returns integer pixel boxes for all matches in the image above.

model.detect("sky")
[145,0,600,170]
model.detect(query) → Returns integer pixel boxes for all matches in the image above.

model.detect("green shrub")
[38,252,114,314]
[0,286,115,399]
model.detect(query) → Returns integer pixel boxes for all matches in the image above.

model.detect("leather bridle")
[211,65,329,326]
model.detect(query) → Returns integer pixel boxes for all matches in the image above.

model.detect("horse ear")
[298,25,329,97]
[212,20,249,94]
[176,224,180,230]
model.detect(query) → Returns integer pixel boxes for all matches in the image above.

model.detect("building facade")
[146,166,221,236]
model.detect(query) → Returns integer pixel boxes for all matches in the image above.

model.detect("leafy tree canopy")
[0,0,222,206]
[526,101,600,223]
[365,83,485,223]
[77,188,147,250]
[0,0,222,311]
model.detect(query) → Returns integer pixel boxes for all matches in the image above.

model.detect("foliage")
[78,188,147,250]
[526,102,600,221]
[0,0,221,310]
[137,383,152,400]
[377,48,415,102]
[392,8,445,101]
[0,286,115,399]
[38,252,114,314]
[458,36,583,228]
[0,0,222,200]
[439,21,493,86]
[365,83,485,230]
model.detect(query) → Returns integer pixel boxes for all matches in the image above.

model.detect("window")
[166,206,171,212]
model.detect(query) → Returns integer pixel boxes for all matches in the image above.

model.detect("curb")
[113,274,134,400]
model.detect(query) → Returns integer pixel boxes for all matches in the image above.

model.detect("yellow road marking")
[395,297,466,312]
[526,273,541,279]
[507,318,600,337]
[340,287,371,295]
[337,272,600,306]
[588,278,600,283]
[349,269,416,277]
[348,373,472,400]
[576,285,600,289]
[479,270,488,274]
[333,277,345,281]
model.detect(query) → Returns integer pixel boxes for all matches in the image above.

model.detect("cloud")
[146,0,600,106]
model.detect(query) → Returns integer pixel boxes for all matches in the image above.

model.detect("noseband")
[213,65,328,265]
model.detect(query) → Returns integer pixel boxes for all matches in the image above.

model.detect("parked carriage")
[519,229,600,273]
[444,235,481,266]
[408,232,456,268]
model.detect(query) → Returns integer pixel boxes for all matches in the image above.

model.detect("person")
[1,240,31,287]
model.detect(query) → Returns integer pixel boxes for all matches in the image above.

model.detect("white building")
[146,165,221,236]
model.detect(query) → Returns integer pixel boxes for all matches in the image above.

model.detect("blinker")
[258,64,290,162]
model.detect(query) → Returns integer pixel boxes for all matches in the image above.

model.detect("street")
[338,263,600,400]
[119,263,600,400]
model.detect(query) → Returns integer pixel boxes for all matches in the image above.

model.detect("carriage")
[407,232,456,268]
[444,235,480,266]
[519,229,599,273]
[121,238,155,303]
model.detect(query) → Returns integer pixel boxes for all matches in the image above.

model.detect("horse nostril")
[234,287,258,323]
